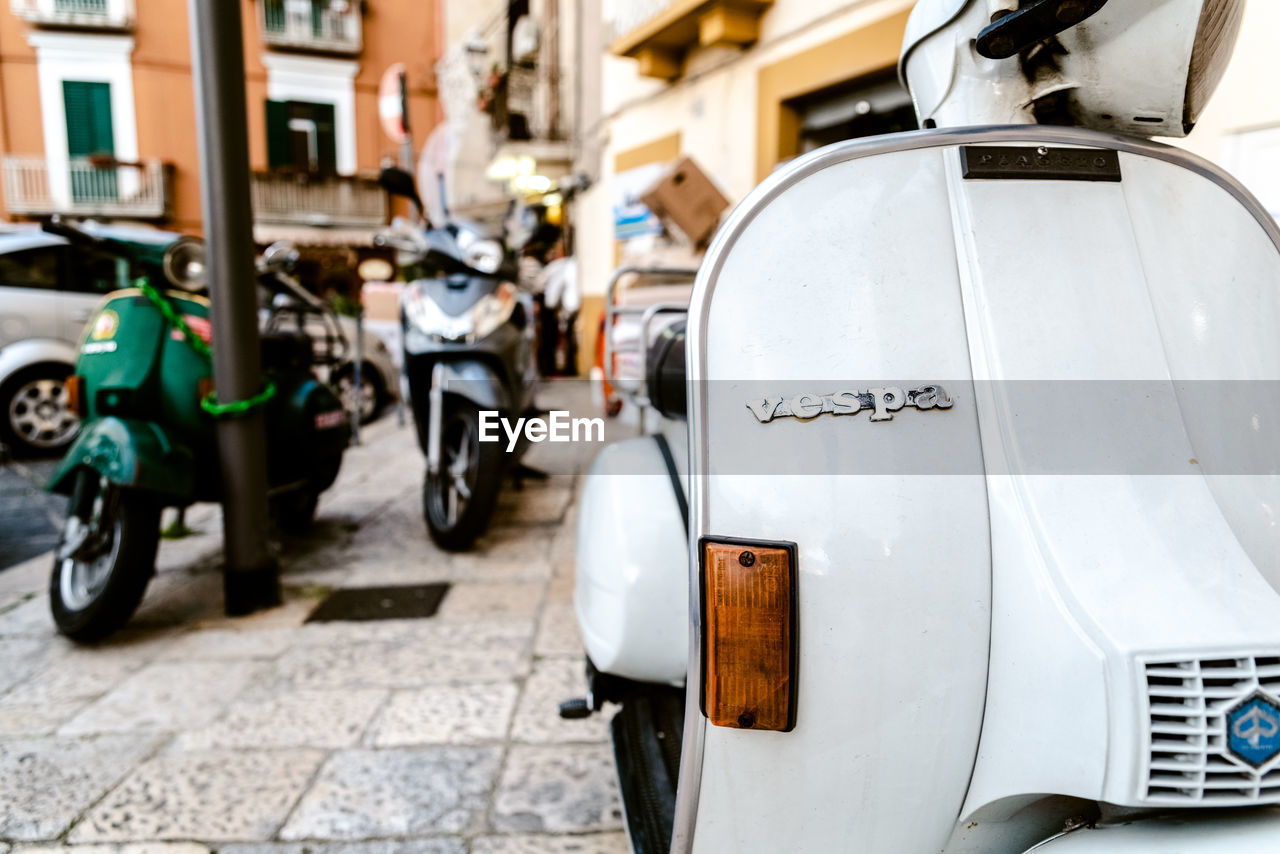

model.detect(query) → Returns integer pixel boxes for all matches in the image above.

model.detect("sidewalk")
[0,382,627,854]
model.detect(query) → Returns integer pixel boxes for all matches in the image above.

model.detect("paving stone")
[512,660,608,745]
[0,637,54,695]
[60,660,267,735]
[218,840,464,854]
[189,596,315,631]
[450,528,555,573]
[534,602,584,658]
[339,559,452,588]
[546,574,575,605]
[279,747,501,840]
[0,734,160,841]
[128,572,224,628]
[156,627,298,660]
[272,629,531,689]
[12,845,210,854]
[470,835,630,854]
[493,487,574,527]
[295,615,534,648]
[0,595,56,638]
[69,749,323,842]
[366,683,519,746]
[175,688,386,751]
[447,559,553,584]
[0,649,146,736]
[438,582,544,620]
[492,745,623,834]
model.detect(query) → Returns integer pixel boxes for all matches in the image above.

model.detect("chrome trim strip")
[673,124,1280,854]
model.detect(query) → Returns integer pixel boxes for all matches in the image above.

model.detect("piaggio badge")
[747,385,954,424]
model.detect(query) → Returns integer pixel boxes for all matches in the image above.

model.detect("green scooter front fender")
[48,416,195,501]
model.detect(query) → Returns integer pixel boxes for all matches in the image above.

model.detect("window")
[0,248,66,291]
[266,99,337,175]
[63,80,118,204]
[65,249,135,295]
[63,80,114,158]
[792,71,918,155]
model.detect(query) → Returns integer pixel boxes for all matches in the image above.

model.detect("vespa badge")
[747,385,953,424]
[1227,692,1280,768]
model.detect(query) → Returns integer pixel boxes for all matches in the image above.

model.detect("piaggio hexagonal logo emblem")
[1228,692,1280,767]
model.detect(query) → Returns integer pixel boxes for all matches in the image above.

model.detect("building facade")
[572,0,1280,365]
[435,0,579,232]
[0,0,442,275]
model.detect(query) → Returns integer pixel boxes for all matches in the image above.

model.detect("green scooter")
[43,219,350,642]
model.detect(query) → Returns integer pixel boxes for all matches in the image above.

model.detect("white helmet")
[900,0,1244,138]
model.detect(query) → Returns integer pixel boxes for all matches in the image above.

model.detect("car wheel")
[0,363,79,456]
[334,364,385,425]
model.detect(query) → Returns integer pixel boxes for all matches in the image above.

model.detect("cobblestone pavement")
[0,381,631,853]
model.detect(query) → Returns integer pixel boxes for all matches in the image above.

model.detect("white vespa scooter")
[571,0,1280,851]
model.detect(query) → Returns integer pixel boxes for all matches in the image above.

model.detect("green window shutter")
[63,80,114,158]
[263,0,285,32]
[313,102,337,176]
[311,0,324,37]
[266,100,291,169]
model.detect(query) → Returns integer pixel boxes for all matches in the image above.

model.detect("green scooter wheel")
[50,472,160,643]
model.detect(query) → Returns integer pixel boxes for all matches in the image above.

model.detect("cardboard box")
[640,156,730,247]
[361,281,403,323]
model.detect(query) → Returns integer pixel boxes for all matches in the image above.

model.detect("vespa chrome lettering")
[747,385,953,424]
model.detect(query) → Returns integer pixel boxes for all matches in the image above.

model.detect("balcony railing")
[251,172,386,228]
[259,0,362,55]
[10,0,134,30]
[3,156,171,219]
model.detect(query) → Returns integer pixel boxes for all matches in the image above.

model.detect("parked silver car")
[0,225,172,455]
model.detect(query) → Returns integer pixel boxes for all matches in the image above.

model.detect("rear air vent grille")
[1143,655,1280,805]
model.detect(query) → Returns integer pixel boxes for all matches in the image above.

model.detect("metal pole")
[398,70,414,170]
[187,0,280,616]
[350,305,363,446]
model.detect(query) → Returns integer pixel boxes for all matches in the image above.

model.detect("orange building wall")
[0,0,441,234]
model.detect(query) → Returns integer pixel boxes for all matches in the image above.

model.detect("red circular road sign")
[379,63,408,144]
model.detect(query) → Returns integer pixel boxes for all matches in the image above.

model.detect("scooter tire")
[50,484,161,644]
[423,403,503,552]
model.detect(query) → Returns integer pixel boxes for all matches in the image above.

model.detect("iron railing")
[10,0,134,29]
[258,0,361,54]
[2,156,170,218]
[251,172,386,227]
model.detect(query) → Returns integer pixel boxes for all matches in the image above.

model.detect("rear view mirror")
[378,167,424,215]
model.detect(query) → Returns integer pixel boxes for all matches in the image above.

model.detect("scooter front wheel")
[423,403,502,551]
[50,471,160,643]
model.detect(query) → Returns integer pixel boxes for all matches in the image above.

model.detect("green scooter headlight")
[163,238,208,291]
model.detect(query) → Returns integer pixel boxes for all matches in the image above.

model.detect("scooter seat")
[259,332,313,372]
[646,319,686,421]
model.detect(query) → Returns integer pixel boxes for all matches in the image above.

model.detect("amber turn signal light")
[701,537,798,732]
[65,375,85,418]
